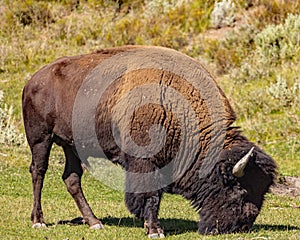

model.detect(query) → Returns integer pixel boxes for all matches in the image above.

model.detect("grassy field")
[0,0,299,239]
[0,146,299,239]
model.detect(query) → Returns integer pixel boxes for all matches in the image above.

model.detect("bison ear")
[232,147,255,178]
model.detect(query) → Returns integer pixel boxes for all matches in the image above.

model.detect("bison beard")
[22,45,276,237]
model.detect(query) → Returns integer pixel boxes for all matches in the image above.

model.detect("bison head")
[198,144,276,234]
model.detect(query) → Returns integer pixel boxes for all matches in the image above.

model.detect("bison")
[22,45,276,238]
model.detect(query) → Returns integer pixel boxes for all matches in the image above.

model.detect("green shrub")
[0,91,25,146]
[258,0,300,26]
[210,0,236,28]
[236,14,300,81]
[267,76,300,108]
[255,14,300,64]
[5,0,54,27]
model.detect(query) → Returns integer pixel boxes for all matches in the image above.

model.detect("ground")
[271,176,300,200]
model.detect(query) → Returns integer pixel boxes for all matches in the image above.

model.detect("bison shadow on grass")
[54,216,300,236]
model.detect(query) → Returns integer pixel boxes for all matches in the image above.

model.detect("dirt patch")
[271,176,300,198]
[202,5,267,41]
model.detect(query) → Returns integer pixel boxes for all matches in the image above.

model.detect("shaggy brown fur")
[22,45,276,237]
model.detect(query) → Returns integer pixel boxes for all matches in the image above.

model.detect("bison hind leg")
[28,134,53,227]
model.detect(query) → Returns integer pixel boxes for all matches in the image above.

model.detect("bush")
[6,0,54,27]
[237,14,300,81]
[210,0,236,28]
[255,14,300,64]
[267,75,300,108]
[0,91,25,146]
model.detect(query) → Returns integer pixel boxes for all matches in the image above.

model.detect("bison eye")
[241,224,251,232]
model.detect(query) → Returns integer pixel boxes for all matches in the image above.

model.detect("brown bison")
[22,45,276,238]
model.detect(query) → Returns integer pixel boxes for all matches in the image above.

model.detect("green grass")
[0,146,299,239]
[0,0,300,239]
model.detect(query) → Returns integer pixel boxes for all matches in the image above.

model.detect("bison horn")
[232,147,255,177]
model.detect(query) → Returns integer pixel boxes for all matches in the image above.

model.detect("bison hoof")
[90,222,104,230]
[32,222,47,228]
[148,233,165,238]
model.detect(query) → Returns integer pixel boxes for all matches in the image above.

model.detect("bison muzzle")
[22,45,276,237]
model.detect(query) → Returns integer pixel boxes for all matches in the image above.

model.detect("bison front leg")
[144,194,165,238]
[125,192,165,238]
[62,146,103,229]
